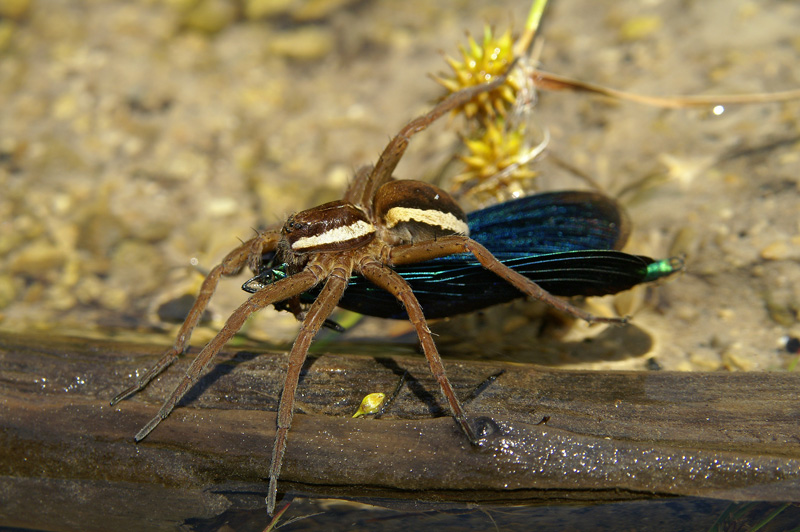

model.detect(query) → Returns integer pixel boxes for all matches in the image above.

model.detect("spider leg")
[389,235,627,324]
[359,261,477,442]
[350,60,519,206]
[267,264,351,514]
[132,268,320,443]
[110,232,280,406]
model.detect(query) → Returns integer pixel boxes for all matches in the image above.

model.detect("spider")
[111,65,626,514]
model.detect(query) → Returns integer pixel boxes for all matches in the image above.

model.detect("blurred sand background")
[1,0,799,372]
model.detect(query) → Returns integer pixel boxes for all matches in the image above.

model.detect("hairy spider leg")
[347,60,519,207]
[266,263,352,514]
[110,231,281,406]
[389,235,628,324]
[360,260,477,441]
[132,267,322,442]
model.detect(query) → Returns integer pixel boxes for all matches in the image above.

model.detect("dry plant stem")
[390,236,625,324]
[533,70,800,108]
[110,232,280,406]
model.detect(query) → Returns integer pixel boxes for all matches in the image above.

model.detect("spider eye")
[284,220,303,233]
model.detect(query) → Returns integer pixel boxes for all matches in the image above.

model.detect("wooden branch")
[1,331,799,530]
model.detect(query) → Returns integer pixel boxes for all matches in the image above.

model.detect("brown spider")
[111,65,623,513]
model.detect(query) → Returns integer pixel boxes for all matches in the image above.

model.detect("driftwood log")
[1,331,799,530]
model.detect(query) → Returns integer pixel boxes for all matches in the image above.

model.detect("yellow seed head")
[454,118,538,200]
[434,27,520,120]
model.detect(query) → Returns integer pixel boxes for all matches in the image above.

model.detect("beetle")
[110,66,678,514]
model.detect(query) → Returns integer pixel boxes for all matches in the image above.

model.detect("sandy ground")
[1,0,799,374]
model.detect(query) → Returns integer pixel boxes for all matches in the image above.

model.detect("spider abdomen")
[375,179,469,244]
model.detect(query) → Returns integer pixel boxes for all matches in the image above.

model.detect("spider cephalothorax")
[111,66,677,514]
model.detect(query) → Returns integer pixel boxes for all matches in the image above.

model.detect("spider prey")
[111,65,627,513]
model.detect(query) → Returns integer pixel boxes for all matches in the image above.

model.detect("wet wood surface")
[1,331,799,531]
